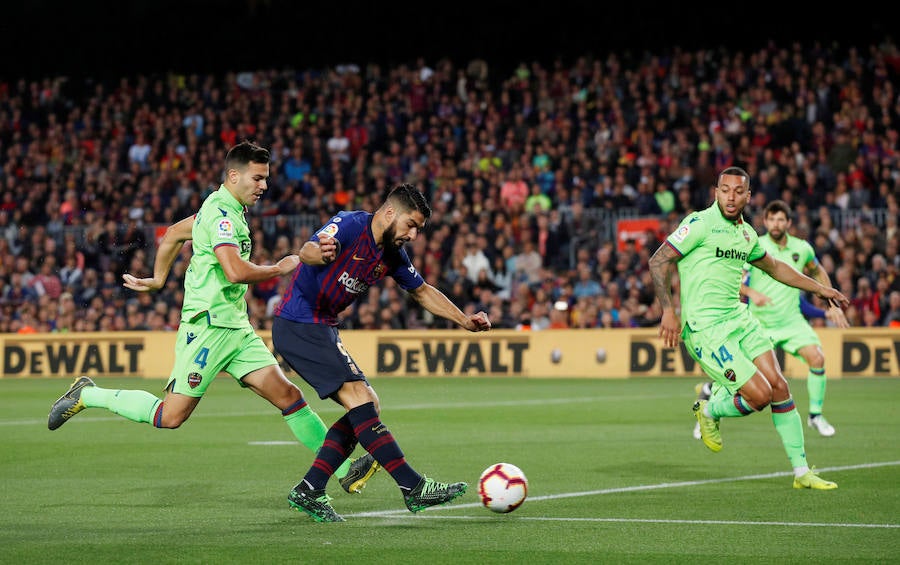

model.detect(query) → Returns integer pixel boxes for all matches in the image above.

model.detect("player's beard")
[717,200,742,221]
[382,221,404,259]
[768,228,786,243]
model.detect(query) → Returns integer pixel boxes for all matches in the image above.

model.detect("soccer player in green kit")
[48,141,377,496]
[649,166,848,490]
[693,199,848,439]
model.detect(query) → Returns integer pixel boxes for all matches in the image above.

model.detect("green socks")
[807,368,827,415]
[771,397,808,469]
[81,386,161,424]
[283,406,351,479]
[706,392,754,419]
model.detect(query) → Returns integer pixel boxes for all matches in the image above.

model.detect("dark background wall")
[2,1,890,79]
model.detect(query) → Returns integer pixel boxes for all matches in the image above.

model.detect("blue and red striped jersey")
[274,211,424,325]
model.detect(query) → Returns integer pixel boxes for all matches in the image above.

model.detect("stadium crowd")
[2,37,900,335]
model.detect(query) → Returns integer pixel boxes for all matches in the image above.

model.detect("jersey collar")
[217,184,247,214]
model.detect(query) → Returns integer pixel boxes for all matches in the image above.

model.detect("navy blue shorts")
[272,316,368,400]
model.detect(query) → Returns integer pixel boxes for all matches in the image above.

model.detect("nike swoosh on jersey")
[352,254,367,261]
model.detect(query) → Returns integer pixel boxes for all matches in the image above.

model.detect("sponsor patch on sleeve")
[320,223,339,238]
[671,224,690,243]
[217,218,234,239]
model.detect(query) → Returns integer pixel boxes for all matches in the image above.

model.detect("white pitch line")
[348,460,900,527]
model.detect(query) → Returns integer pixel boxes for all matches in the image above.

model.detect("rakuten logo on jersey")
[338,271,369,294]
[715,247,748,261]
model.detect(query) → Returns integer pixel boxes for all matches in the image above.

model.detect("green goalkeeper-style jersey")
[744,233,816,326]
[181,185,252,328]
[665,202,766,332]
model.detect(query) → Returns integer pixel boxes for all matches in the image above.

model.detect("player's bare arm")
[803,258,849,326]
[751,254,849,308]
[409,283,491,331]
[122,215,195,292]
[740,283,772,306]
[298,236,339,265]
[648,243,682,347]
[216,245,299,283]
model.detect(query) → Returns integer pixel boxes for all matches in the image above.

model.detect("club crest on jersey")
[320,223,339,238]
[724,368,736,382]
[792,252,800,262]
[373,263,385,278]
[672,225,690,243]
[742,229,750,242]
[217,218,234,238]
[188,372,203,388]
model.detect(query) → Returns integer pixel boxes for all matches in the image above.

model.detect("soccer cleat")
[692,400,723,452]
[339,453,381,494]
[807,415,836,437]
[288,484,345,522]
[404,476,468,513]
[48,376,95,430]
[793,469,838,490]
[691,382,711,440]
[694,381,712,400]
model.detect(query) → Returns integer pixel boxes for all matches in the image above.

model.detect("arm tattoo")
[649,244,679,309]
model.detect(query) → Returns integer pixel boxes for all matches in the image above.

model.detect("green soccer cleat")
[48,376,95,430]
[288,484,345,522]
[339,453,381,494]
[404,476,467,513]
[693,400,722,452]
[793,469,838,490]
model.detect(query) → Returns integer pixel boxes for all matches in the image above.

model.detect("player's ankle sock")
[807,368,827,415]
[794,465,810,478]
[347,402,421,490]
[770,397,808,469]
[706,393,755,419]
[81,386,161,424]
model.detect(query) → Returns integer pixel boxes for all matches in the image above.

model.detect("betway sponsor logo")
[715,247,748,261]
[338,271,369,294]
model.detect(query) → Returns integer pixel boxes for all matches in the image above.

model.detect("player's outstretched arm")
[751,254,849,308]
[740,283,772,306]
[216,245,299,284]
[409,284,491,331]
[123,215,195,292]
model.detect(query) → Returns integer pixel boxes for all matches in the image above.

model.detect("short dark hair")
[718,166,750,186]
[387,183,431,219]
[764,199,792,219]
[224,141,270,173]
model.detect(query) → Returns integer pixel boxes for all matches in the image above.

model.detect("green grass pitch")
[2,376,899,564]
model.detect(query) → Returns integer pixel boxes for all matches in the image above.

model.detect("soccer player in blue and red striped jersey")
[273,183,491,522]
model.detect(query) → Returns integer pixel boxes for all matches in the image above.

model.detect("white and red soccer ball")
[478,462,528,513]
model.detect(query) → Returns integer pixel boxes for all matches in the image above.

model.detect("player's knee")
[807,352,825,368]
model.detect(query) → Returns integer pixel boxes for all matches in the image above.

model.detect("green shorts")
[682,309,772,396]
[763,314,821,357]
[168,319,277,397]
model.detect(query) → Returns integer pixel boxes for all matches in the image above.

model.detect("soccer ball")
[478,463,528,513]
